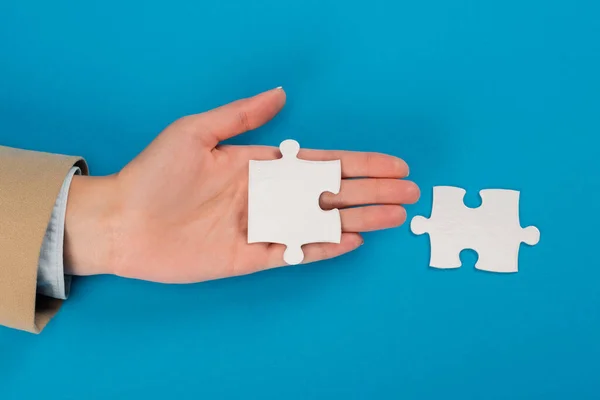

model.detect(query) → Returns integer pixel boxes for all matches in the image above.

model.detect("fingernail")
[360,239,365,246]
[275,86,283,90]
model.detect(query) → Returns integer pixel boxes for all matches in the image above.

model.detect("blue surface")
[1,0,599,398]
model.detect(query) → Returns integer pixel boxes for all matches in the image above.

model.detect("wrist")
[64,174,121,276]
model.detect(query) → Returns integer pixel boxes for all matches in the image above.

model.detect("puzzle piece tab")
[410,186,540,273]
[247,139,341,265]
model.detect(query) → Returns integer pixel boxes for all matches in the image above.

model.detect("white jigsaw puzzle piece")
[247,139,341,265]
[411,186,540,273]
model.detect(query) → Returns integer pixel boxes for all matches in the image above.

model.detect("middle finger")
[320,178,420,210]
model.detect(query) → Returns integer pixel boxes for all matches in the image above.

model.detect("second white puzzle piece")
[247,139,342,265]
[410,186,540,273]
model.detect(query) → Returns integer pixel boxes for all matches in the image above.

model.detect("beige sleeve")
[0,145,88,333]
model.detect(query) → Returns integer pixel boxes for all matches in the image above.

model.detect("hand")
[64,87,420,283]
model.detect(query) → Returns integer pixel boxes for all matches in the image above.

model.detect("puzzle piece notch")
[283,245,305,266]
[410,186,540,273]
[279,138,300,158]
[247,139,342,265]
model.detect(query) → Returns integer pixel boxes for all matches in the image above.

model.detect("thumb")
[190,87,286,148]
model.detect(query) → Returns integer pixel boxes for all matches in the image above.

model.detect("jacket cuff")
[0,145,88,333]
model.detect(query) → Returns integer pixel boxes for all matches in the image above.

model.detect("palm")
[111,88,419,284]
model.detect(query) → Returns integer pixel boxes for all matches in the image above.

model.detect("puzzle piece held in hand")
[410,186,540,273]
[247,139,342,265]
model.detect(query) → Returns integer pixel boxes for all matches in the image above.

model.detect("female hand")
[64,87,419,283]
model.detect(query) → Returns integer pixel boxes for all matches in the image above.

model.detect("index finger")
[299,149,409,178]
[239,146,410,179]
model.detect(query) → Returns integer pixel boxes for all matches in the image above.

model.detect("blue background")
[1,0,599,398]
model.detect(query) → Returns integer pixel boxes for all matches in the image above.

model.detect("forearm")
[64,174,120,277]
